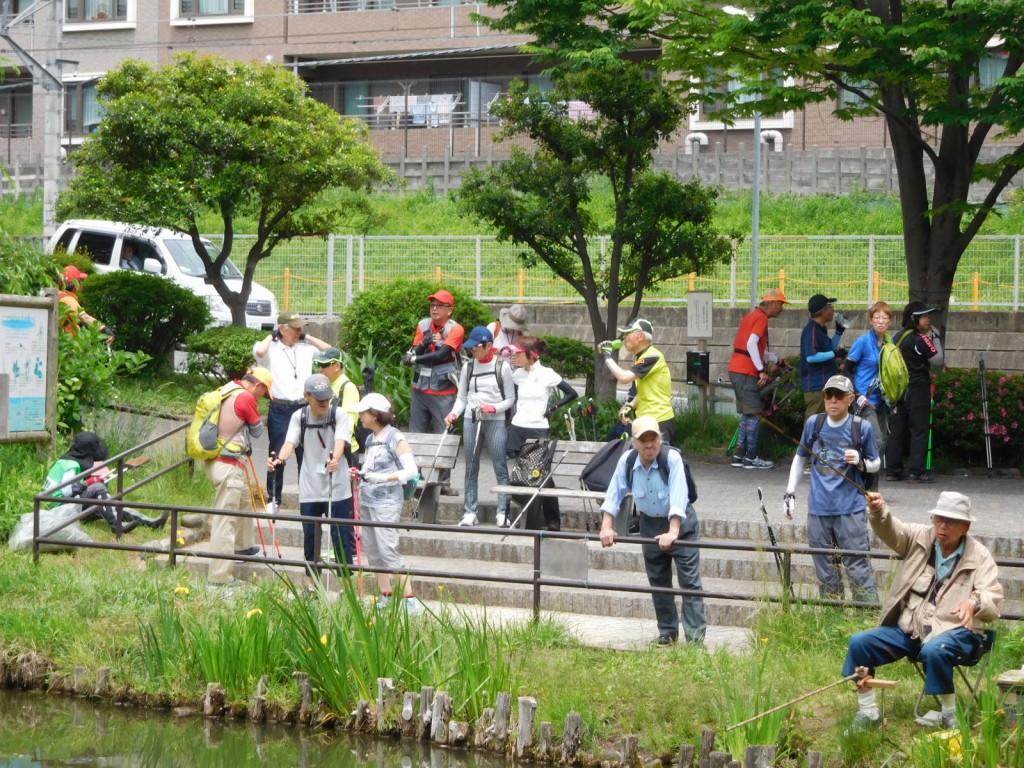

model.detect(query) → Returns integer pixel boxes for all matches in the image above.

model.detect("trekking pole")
[250,454,283,559]
[757,487,794,601]
[502,449,570,539]
[926,383,935,472]
[243,461,270,557]
[979,355,994,478]
[588,399,597,442]
[725,667,897,731]
[324,451,334,595]
[564,409,577,441]
[350,467,364,598]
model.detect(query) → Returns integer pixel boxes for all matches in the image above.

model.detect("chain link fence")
[217,234,1023,316]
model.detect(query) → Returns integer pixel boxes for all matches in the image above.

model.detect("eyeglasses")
[823,389,849,400]
[429,302,451,309]
[932,516,966,528]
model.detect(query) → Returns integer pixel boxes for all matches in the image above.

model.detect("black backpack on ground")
[581,439,697,505]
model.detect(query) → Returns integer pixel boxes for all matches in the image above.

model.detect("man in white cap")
[598,416,706,646]
[785,374,880,603]
[843,490,1001,732]
[253,312,330,508]
[599,318,676,445]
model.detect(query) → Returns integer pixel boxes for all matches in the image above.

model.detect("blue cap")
[463,326,493,350]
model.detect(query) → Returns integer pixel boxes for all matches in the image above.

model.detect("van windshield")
[164,239,243,279]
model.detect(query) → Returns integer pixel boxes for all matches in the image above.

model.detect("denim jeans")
[844,626,984,695]
[639,509,707,644]
[300,498,354,576]
[462,417,509,517]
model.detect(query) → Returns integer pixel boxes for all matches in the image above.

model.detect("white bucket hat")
[927,492,976,522]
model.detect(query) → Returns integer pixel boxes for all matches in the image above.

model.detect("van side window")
[137,241,166,275]
[54,230,77,252]
[75,232,117,268]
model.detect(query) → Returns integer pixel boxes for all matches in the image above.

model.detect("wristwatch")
[971,597,982,612]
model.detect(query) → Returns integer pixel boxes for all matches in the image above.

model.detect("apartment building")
[0,1,1013,169]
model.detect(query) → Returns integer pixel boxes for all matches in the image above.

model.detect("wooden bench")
[493,439,634,532]
[403,431,462,524]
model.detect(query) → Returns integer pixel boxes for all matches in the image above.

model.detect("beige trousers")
[204,459,257,583]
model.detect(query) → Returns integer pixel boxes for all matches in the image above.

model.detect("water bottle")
[608,339,623,350]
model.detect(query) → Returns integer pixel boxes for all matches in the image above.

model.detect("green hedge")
[340,279,494,363]
[79,271,212,369]
[186,325,267,383]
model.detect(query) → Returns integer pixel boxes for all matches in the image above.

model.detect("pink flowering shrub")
[932,368,1024,468]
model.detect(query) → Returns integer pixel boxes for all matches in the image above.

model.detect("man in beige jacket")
[844,491,1002,731]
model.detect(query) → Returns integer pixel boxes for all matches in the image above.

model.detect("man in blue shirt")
[599,416,706,646]
[799,294,848,420]
[784,375,880,603]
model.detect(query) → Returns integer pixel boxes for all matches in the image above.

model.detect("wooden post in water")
[293,672,313,725]
[516,696,537,758]
[494,692,512,751]
[203,682,225,716]
[562,711,584,762]
[400,691,420,739]
[94,666,110,698]
[474,708,495,748]
[620,735,638,766]
[419,686,434,740]
[743,746,776,768]
[248,675,269,722]
[537,722,553,761]
[698,728,716,766]
[376,677,395,732]
[430,691,452,744]
[678,743,696,767]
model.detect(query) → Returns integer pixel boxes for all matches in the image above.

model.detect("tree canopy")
[482,0,1024,322]
[57,53,392,325]
[457,63,732,399]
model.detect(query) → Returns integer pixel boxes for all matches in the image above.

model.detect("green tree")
[485,0,1024,322]
[56,53,392,326]
[457,64,732,399]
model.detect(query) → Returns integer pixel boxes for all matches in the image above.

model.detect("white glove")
[363,472,390,484]
[931,329,941,341]
[783,493,796,520]
[844,449,861,466]
[764,352,779,365]
[856,394,869,410]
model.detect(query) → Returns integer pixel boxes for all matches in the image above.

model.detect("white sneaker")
[495,513,507,528]
[404,596,425,615]
[458,513,478,527]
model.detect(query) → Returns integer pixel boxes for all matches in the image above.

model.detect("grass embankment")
[1,543,1023,767]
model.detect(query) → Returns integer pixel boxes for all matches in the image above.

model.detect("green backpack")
[878,329,912,406]
[186,382,243,461]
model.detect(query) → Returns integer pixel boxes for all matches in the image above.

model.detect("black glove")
[69,481,89,497]
[361,364,377,393]
[544,405,555,419]
[834,313,848,333]
[402,350,416,366]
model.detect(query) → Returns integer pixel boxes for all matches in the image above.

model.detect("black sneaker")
[884,471,905,482]
[730,455,744,468]
[907,472,935,484]
[235,546,261,557]
[656,633,678,646]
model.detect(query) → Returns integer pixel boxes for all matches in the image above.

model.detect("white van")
[46,219,278,330]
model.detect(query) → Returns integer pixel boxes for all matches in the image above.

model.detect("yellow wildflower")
[320,634,328,646]
[174,585,190,596]
[246,608,263,619]
[177,537,186,546]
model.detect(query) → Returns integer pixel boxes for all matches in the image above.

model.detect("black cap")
[903,301,938,327]
[808,294,837,315]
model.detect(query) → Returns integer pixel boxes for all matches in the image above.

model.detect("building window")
[838,81,873,110]
[180,0,245,16]
[65,0,127,21]
[978,51,1008,89]
[66,82,103,136]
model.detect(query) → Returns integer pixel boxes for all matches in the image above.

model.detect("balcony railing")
[289,0,473,13]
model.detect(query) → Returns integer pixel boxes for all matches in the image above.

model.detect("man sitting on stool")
[598,416,706,647]
[844,491,1001,732]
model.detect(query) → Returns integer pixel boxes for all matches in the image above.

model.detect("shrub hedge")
[79,271,212,369]
[186,325,268,383]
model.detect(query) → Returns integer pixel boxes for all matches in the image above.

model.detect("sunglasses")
[823,389,850,400]
[429,302,451,309]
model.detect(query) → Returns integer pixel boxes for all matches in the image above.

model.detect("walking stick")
[725,667,898,731]
[757,487,794,600]
[350,467,364,598]
[414,424,454,523]
[502,449,570,538]
[323,451,334,594]
[243,461,270,557]
[250,454,282,558]
[979,355,994,477]
[564,409,577,441]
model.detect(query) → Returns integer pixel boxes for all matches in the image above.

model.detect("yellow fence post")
[518,268,525,302]
[435,266,442,285]
[689,272,696,291]
[973,272,980,310]
[283,268,291,311]
[779,269,786,294]
[873,271,880,303]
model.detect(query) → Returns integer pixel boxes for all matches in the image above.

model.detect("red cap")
[64,265,88,282]
[427,289,454,306]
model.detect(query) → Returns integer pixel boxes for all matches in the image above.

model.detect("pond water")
[0,688,500,768]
